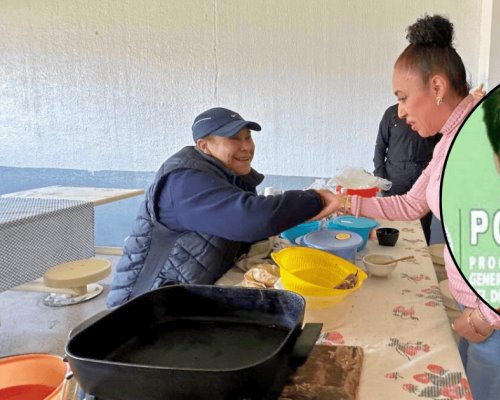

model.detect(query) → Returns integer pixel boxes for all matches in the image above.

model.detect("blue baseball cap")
[192,107,261,141]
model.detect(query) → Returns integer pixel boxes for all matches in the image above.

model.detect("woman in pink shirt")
[318,14,499,400]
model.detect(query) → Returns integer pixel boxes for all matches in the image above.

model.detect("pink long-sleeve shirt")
[352,95,500,327]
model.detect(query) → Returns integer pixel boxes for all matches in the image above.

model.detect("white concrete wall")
[487,0,500,89]
[0,0,489,179]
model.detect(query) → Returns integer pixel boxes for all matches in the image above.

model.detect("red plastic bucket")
[334,185,378,198]
[0,353,68,400]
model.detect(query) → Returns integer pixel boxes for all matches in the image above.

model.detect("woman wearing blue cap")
[107,107,340,307]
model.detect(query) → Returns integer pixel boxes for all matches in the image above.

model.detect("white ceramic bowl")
[362,254,397,277]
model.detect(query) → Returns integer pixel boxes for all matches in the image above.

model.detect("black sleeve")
[373,107,391,179]
[158,169,323,242]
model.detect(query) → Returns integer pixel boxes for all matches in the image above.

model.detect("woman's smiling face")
[197,128,255,175]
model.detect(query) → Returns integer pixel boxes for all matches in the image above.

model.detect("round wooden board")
[44,259,111,288]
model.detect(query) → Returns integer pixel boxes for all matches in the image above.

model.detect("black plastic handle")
[290,322,323,367]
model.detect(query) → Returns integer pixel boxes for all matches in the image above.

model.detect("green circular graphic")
[441,98,500,311]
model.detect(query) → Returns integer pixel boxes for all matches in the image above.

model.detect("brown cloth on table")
[279,345,363,400]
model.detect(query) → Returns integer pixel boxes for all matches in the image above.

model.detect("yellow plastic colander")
[271,246,367,297]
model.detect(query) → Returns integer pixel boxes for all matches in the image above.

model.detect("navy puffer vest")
[107,146,263,307]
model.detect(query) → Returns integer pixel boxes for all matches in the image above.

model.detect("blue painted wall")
[1,166,444,246]
[0,166,320,247]
[1,166,150,247]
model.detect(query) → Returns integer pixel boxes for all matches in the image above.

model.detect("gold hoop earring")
[436,97,443,106]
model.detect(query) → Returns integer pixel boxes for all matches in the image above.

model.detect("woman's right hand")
[471,83,486,100]
[452,307,494,343]
[309,190,345,221]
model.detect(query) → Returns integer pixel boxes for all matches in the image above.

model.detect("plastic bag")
[308,178,330,191]
[327,167,392,191]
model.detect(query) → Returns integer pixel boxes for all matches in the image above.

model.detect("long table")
[219,219,469,400]
[0,219,468,399]
[0,198,94,291]
[0,186,145,291]
[320,220,468,399]
[0,185,145,206]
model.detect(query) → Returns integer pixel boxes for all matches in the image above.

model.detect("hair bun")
[406,14,454,47]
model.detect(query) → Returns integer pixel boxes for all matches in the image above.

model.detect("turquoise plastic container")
[280,221,321,243]
[327,216,379,250]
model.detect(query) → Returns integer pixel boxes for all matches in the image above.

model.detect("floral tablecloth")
[314,219,470,400]
[218,219,469,399]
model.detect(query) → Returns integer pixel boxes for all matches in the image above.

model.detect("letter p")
[470,210,488,245]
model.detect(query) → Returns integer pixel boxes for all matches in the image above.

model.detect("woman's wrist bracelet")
[467,309,493,338]
[474,299,499,330]
[342,195,351,214]
[474,306,489,323]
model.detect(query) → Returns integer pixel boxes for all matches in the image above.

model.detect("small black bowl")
[376,227,399,247]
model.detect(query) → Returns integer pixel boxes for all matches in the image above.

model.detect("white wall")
[0,0,489,179]
[487,0,500,89]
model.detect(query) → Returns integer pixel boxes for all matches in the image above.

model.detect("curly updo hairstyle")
[483,85,500,155]
[396,14,470,98]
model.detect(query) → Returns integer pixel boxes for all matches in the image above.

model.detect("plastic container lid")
[280,221,321,243]
[302,230,363,251]
[329,215,378,230]
[327,216,378,251]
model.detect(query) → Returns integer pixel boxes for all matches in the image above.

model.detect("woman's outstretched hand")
[471,83,486,100]
[309,189,345,221]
